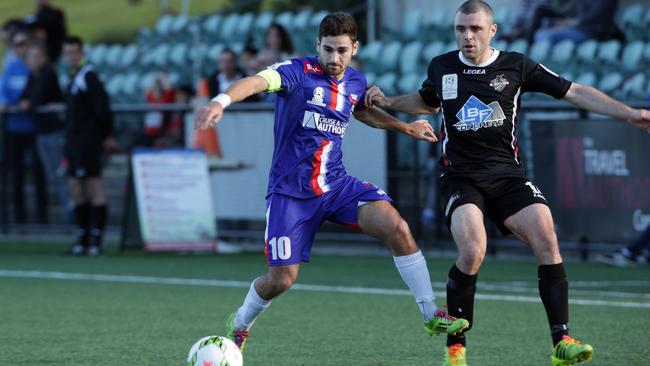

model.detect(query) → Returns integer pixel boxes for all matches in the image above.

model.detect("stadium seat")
[597,40,622,65]
[365,72,376,86]
[508,39,528,54]
[293,8,312,31]
[169,43,189,66]
[374,72,397,96]
[619,72,647,99]
[574,39,598,66]
[548,40,575,69]
[597,72,623,94]
[528,40,550,63]
[402,9,422,41]
[443,40,458,54]
[397,72,422,94]
[155,15,174,35]
[104,44,124,70]
[399,41,423,75]
[377,41,402,72]
[574,72,597,87]
[421,12,451,43]
[358,41,383,71]
[120,44,138,68]
[219,13,240,42]
[620,3,646,41]
[171,15,189,34]
[421,41,445,62]
[493,7,509,26]
[274,11,293,31]
[492,39,508,52]
[309,10,328,29]
[234,13,254,43]
[620,41,645,73]
[202,13,222,40]
[89,43,108,67]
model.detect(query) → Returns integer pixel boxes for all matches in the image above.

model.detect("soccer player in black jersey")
[366,1,650,365]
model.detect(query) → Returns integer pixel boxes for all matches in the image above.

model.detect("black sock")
[446,264,478,347]
[90,204,108,247]
[74,203,91,247]
[538,263,569,345]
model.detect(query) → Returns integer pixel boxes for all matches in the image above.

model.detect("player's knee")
[533,226,561,261]
[269,271,297,293]
[389,218,417,253]
[458,245,485,273]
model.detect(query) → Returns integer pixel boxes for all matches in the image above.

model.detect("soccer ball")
[187,335,243,366]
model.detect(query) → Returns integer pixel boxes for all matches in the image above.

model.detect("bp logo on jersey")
[454,95,506,132]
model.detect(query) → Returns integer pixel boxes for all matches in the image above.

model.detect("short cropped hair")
[63,35,84,48]
[318,12,358,43]
[457,0,494,21]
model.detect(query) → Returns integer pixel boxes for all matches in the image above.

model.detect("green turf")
[1,242,648,365]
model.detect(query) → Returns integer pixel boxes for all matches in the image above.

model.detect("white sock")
[234,279,272,331]
[393,250,438,321]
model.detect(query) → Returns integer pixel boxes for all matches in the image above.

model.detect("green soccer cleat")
[551,335,593,365]
[225,312,249,353]
[443,343,467,366]
[425,310,470,336]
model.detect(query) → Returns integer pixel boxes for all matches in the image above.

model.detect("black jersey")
[65,64,113,153]
[419,50,571,179]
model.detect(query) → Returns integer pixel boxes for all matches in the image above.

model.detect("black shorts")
[66,148,103,178]
[440,175,549,236]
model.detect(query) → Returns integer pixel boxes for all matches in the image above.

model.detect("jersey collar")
[458,48,500,67]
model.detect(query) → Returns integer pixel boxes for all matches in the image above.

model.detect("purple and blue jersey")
[264,56,368,198]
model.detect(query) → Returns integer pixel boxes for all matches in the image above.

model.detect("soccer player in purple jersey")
[194,12,470,354]
[365,1,650,365]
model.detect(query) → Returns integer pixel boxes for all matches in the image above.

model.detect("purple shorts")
[264,175,392,266]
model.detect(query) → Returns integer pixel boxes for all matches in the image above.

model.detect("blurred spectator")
[2,19,26,66]
[0,29,48,224]
[20,43,70,222]
[240,45,259,76]
[534,0,619,43]
[143,72,175,146]
[25,0,67,62]
[500,0,556,42]
[62,36,116,256]
[252,49,281,102]
[157,84,194,148]
[596,226,650,267]
[263,23,294,59]
[207,48,246,97]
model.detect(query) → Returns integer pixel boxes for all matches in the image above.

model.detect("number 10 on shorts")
[268,236,292,260]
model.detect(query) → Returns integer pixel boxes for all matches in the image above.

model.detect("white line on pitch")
[1,270,649,309]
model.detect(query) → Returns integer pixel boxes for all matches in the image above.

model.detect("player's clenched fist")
[365,85,387,108]
[194,102,224,130]
[628,108,650,133]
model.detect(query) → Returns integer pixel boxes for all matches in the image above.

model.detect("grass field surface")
[1,242,648,365]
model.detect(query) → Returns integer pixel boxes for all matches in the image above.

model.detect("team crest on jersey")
[307,87,326,106]
[489,74,509,92]
[454,95,506,132]
[303,61,323,74]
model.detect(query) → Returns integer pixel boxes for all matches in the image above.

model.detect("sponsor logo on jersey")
[349,94,359,105]
[463,69,486,75]
[489,74,509,92]
[442,73,458,100]
[454,95,506,132]
[302,111,348,135]
[307,86,326,106]
[303,61,323,74]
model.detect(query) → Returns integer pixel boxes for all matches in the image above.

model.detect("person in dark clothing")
[207,48,259,102]
[534,0,619,43]
[20,43,71,222]
[0,29,48,224]
[62,36,116,256]
[25,0,67,62]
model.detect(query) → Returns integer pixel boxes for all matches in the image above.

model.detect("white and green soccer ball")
[187,336,243,366]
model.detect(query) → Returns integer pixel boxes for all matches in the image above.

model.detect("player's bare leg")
[227,264,299,352]
[504,204,593,364]
[358,200,469,336]
[443,203,486,364]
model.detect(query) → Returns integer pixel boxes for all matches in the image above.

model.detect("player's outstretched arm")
[365,86,439,115]
[194,75,269,130]
[353,106,437,143]
[563,83,650,132]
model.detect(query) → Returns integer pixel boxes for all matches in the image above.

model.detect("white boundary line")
[1,270,649,309]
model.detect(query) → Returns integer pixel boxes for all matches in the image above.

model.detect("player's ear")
[316,37,321,51]
[490,23,498,38]
[352,40,359,56]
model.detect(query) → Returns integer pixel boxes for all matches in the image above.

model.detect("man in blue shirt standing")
[0,28,47,223]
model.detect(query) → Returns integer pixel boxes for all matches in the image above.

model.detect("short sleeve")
[521,56,572,99]
[418,60,441,108]
[266,59,304,94]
